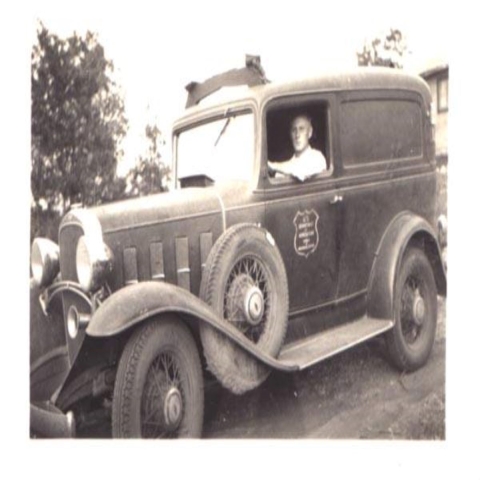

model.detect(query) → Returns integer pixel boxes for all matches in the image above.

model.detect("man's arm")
[268,161,287,177]
[268,160,310,182]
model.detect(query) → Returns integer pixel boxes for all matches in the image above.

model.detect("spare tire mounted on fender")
[200,224,289,394]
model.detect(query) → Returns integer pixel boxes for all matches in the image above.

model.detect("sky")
[27,0,451,174]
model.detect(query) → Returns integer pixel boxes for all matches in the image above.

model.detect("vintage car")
[30,57,446,438]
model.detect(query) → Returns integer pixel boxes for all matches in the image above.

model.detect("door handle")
[329,194,343,205]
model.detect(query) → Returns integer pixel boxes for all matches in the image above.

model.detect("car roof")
[173,67,431,129]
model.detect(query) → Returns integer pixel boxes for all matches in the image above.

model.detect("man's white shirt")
[269,146,327,182]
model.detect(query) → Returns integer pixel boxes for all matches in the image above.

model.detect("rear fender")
[87,281,291,370]
[367,212,447,320]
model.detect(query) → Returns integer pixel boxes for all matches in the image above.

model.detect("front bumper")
[30,401,75,438]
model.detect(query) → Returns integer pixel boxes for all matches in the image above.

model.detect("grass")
[390,392,446,440]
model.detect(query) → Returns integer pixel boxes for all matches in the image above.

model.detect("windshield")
[176,112,255,183]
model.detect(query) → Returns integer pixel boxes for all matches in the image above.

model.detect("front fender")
[367,212,446,320]
[87,281,295,371]
[30,279,70,402]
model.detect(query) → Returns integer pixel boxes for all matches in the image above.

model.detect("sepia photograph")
[4,0,479,477]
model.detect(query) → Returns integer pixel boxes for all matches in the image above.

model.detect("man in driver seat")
[269,114,327,182]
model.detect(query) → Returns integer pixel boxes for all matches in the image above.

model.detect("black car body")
[30,60,446,438]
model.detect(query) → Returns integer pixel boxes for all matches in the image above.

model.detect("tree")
[31,23,128,238]
[124,123,171,198]
[357,28,408,69]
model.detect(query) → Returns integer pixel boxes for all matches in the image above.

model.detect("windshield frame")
[172,101,260,190]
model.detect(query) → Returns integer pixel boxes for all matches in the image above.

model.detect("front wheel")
[385,247,438,371]
[112,317,204,438]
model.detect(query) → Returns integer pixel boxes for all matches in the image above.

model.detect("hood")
[91,186,226,234]
[91,181,254,234]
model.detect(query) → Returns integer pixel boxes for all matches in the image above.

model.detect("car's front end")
[30,207,116,437]
[29,129,259,436]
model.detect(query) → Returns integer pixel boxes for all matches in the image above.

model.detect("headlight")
[67,305,90,339]
[76,235,113,292]
[31,238,60,288]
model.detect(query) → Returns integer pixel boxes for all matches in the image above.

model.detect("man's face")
[290,116,312,155]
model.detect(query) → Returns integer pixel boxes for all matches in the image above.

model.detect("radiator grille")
[59,224,84,282]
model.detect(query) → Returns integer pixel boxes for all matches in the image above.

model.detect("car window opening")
[266,102,331,184]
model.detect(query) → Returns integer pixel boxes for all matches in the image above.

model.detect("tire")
[199,224,288,394]
[112,317,204,438]
[385,247,438,371]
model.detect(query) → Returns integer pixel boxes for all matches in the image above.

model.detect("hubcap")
[244,286,265,325]
[412,294,426,326]
[163,387,183,430]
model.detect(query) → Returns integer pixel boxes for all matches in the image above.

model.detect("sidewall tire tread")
[112,317,204,438]
[200,224,289,394]
[385,247,438,372]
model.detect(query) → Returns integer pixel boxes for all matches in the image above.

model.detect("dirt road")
[203,297,446,439]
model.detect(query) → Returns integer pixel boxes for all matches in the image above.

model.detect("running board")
[276,317,394,371]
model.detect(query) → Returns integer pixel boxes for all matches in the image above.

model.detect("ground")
[82,295,445,439]
[202,296,445,439]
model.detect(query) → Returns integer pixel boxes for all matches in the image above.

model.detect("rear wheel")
[112,317,204,438]
[385,247,438,371]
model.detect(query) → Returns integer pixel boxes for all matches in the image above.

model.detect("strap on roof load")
[185,55,269,108]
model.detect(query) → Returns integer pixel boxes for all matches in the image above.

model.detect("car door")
[263,95,341,313]
[264,179,341,312]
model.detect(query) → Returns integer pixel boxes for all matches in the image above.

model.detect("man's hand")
[267,165,278,178]
[291,172,308,182]
[268,161,309,182]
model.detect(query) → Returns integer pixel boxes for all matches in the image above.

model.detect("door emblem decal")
[293,209,319,258]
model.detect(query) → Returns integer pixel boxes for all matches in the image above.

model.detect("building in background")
[421,64,449,164]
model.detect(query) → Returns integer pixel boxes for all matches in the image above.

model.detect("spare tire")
[199,224,288,394]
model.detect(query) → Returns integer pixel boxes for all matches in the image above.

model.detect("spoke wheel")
[386,247,438,371]
[224,257,270,341]
[399,275,426,345]
[112,317,204,438]
[141,353,185,438]
[200,224,288,395]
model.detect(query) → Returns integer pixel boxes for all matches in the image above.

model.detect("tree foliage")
[124,123,171,198]
[31,24,172,243]
[31,23,128,220]
[357,28,408,69]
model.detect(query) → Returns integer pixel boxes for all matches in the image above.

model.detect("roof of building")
[420,63,449,80]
